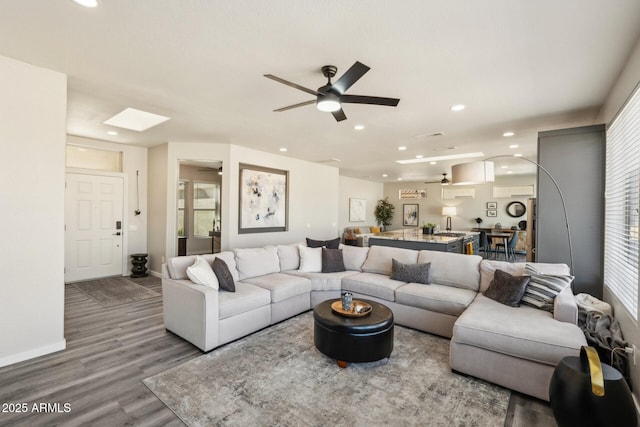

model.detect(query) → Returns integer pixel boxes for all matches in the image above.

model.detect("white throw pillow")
[298,245,322,273]
[186,256,219,289]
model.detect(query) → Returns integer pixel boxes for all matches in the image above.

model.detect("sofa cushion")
[390,258,431,285]
[277,244,300,271]
[483,269,530,307]
[218,282,271,320]
[285,270,358,291]
[418,251,481,291]
[521,263,573,313]
[299,245,322,272]
[479,260,570,293]
[361,246,419,275]
[453,294,586,366]
[167,253,238,281]
[213,257,236,292]
[339,244,369,271]
[234,246,280,280]
[342,272,407,302]
[396,283,476,316]
[322,248,346,273]
[242,273,311,303]
[186,256,219,289]
[306,237,340,249]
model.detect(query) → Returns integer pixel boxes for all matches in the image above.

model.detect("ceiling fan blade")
[332,108,347,122]
[331,61,370,94]
[340,94,400,106]
[264,74,320,96]
[273,99,316,112]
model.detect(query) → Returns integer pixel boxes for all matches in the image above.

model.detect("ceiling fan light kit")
[265,61,400,122]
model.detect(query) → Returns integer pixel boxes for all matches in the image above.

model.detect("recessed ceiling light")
[103,108,170,132]
[397,178,403,181]
[514,153,523,157]
[354,124,365,130]
[279,148,287,152]
[398,146,407,151]
[72,0,98,7]
[416,155,423,159]
[503,131,515,137]
[450,104,465,112]
[397,152,485,165]
[382,174,388,178]
[107,131,118,136]
[507,171,513,174]
[429,161,437,165]
[501,165,508,169]
[508,144,519,149]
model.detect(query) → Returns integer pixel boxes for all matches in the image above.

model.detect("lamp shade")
[442,206,457,216]
[451,161,495,185]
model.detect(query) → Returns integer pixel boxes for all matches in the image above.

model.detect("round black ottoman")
[313,298,394,368]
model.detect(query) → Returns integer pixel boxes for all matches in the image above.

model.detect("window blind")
[605,85,640,320]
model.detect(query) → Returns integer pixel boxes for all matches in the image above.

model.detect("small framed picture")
[487,210,497,217]
[403,204,419,226]
[487,202,497,209]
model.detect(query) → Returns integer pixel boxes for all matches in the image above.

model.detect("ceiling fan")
[264,61,400,122]
[425,173,450,185]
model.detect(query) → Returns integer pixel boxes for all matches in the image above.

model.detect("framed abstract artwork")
[349,198,367,222]
[403,204,419,226]
[238,164,289,234]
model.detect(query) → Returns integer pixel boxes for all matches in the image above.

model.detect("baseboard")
[149,270,162,278]
[0,339,66,368]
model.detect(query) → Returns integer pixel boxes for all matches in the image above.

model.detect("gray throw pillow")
[321,248,346,273]
[484,269,530,307]
[306,237,340,250]
[212,257,236,292]
[390,258,431,284]
[520,263,573,313]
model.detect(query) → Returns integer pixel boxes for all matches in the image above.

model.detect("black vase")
[549,346,636,427]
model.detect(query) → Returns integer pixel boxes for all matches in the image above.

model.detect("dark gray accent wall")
[537,124,605,298]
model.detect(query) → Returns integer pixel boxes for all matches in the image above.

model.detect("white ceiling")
[2,1,639,182]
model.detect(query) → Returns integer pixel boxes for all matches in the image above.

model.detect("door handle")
[113,232,121,236]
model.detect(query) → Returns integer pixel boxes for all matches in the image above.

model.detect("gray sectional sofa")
[161,243,586,401]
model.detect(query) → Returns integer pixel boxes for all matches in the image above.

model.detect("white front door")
[65,173,124,282]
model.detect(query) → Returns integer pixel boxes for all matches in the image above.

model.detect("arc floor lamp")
[451,155,574,275]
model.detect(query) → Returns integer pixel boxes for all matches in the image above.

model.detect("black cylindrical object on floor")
[549,346,636,427]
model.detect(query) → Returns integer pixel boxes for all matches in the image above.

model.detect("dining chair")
[478,231,491,258]
[495,231,519,262]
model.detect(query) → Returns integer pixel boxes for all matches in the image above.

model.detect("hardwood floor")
[0,276,556,426]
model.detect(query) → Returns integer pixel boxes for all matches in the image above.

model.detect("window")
[193,182,218,237]
[177,181,187,237]
[604,85,640,320]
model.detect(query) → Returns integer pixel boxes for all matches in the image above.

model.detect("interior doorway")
[177,160,222,256]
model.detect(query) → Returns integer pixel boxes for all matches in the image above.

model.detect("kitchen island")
[368,229,479,254]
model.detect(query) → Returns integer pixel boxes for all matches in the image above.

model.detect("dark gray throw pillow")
[306,237,340,250]
[484,269,530,307]
[321,248,346,273]
[390,258,431,284]
[212,257,236,292]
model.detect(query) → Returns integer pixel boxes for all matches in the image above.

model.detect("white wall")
[382,175,536,232]
[0,56,67,367]
[66,135,148,274]
[338,176,383,231]
[598,35,640,405]
[148,144,169,274]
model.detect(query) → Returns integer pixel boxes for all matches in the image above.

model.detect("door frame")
[65,167,129,279]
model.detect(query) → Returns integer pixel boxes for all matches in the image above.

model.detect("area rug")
[72,277,159,307]
[144,312,510,426]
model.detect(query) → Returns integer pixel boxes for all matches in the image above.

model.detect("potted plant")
[374,197,395,231]
[422,222,436,234]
